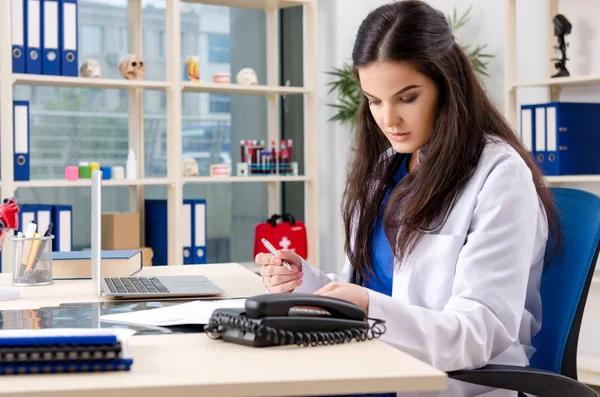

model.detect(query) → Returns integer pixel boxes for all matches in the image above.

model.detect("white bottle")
[126,148,137,180]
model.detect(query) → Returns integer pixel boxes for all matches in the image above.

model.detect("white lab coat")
[293,137,548,397]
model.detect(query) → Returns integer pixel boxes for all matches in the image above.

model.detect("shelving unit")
[504,1,600,386]
[0,0,319,269]
[504,0,600,187]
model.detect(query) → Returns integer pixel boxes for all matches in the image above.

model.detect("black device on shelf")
[551,14,572,78]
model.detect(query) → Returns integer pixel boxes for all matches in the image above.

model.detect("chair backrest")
[530,187,600,379]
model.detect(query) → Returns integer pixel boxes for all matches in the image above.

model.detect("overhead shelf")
[545,175,600,184]
[13,74,172,91]
[511,74,600,89]
[182,81,310,95]
[183,175,311,184]
[12,177,175,189]
[180,0,313,9]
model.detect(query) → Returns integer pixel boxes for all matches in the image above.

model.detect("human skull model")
[79,59,102,78]
[236,68,258,85]
[119,54,145,80]
[182,158,199,177]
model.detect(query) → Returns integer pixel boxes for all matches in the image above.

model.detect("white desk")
[0,263,447,397]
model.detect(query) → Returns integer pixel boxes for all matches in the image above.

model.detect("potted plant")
[326,6,494,126]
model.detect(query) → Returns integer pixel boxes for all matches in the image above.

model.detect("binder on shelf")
[519,104,535,156]
[145,199,207,265]
[534,104,546,174]
[17,205,72,251]
[13,100,30,181]
[11,0,26,74]
[17,205,36,231]
[182,201,193,264]
[193,200,207,265]
[41,0,60,75]
[26,0,42,74]
[542,102,600,176]
[59,0,77,77]
[52,205,72,251]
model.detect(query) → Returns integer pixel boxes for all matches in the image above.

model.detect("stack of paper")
[99,299,247,327]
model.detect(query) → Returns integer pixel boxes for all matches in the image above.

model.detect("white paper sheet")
[99,299,247,327]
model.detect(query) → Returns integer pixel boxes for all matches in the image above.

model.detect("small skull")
[236,68,258,85]
[119,54,145,80]
[79,59,102,78]
[182,158,199,177]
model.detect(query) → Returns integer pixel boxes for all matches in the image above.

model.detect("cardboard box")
[101,212,140,250]
[140,247,154,267]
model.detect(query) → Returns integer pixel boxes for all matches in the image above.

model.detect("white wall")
[317,0,600,363]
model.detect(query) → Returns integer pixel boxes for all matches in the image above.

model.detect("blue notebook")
[0,358,134,374]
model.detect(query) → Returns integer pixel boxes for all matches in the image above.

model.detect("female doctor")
[255,1,561,396]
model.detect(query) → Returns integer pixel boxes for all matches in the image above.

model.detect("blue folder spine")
[543,102,600,176]
[0,358,133,375]
[145,199,206,265]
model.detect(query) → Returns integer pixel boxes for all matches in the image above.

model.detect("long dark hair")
[342,0,561,281]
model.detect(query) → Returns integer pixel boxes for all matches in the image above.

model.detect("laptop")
[90,170,224,299]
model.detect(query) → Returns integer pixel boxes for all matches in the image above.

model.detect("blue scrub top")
[362,156,409,296]
[336,156,409,397]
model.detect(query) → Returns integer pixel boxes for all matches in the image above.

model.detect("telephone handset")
[204,293,386,347]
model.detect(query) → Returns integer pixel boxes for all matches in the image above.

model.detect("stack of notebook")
[0,328,135,375]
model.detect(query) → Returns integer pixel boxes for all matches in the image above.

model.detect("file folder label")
[61,0,77,76]
[520,108,532,152]
[59,209,72,251]
[11,0,25,73]
[194,202,206,263]
[182,203,192,263]
[13,102,30,181]
[535,107,546,152]
[27,0,42,74]
[546,106,557,152]
[43,0,60,75]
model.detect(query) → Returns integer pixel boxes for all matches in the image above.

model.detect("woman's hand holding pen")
[255,250,304,293]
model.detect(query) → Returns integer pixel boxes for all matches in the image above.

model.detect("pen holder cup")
[10,235,54,287]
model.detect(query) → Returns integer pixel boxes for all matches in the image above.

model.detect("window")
[143,29,153,58]
[118,27,128,54]
[209,94,231,114]
[208,33,230,63]
[158,31,165,58]
[80,25,104,54]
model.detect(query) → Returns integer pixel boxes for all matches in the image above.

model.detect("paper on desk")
[99,299,247,327]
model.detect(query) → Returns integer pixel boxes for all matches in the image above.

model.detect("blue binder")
[533,104,547,175]
[41,0,60,75]
[520,104,535,157]
[17,205,52,234]
[17,205,36,233]
[193,200,207,264]
[52,205,72,251]
[59,0,77,76]
[26,0,42,74]
[145,199,207,265]
[11,0,26,73]
[542,102,600,176]
[13,101,30,181]
[0,358,133,375]
[17,204,72,251]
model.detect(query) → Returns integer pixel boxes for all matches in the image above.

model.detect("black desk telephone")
[204,293,386,347]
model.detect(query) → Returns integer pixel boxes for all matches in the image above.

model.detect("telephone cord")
[204,312,387,347]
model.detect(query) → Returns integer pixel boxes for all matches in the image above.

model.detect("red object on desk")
[0,198,20,240]
[254,214,308,260]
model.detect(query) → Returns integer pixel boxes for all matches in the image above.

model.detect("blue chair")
[448,187,600,397]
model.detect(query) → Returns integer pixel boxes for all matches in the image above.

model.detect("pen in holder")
[11,234,54,286]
